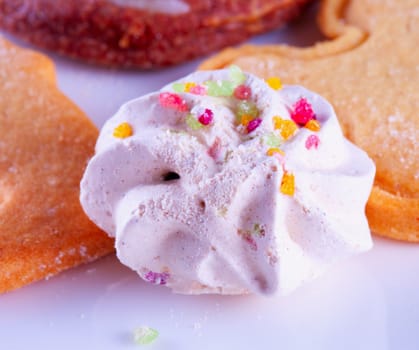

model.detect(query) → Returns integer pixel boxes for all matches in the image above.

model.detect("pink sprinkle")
[198,108,214,125]
[208,137,222,159]
[244,235,257,251]
[234,85,252,100]
[144,271,170,285]
[291,98,316,126]
[247,118,262,133]
[189,85,207,95]
[159,92,188,112]
[305,134,320,149]
[273,152,286,166]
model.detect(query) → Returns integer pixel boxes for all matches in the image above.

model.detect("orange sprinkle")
[280,172,295,196]
[266,77,282,90]
[273,117,298,140]
[241,115,254,126]
[305,119,321,131]
[184,82,196,92]
[266,147,285,156]
[272,116,283,129]
[113,122,133,139]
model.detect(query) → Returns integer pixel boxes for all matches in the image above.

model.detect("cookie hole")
[162,171,180,182]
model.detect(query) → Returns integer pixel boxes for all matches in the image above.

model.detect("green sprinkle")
[253,223,265,236]
[236,100,259,119]
[133,326,159,345]
[185,114,203,130]
[204,80,234,97]
[264,132,282,147]
[219,80,235,96]
[172,82,185,93]
[229,65,246,86]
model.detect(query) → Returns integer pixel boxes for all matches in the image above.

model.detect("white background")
[1,5,418,349]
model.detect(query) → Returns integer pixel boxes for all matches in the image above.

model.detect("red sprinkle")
[234,85,252,100]
[198,108,214,125]
[189,85,207,95]
[291,98,316,126]
[159,92,188,111]
[247,118,262,133]
[208,137,222,159]
[244,235,257,251]
[305,134,320,149]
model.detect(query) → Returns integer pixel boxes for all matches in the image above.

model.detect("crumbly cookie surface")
[0,0,313,68]
[0,38,114,293]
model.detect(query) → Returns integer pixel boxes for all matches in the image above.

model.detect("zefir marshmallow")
[80,67,375,295]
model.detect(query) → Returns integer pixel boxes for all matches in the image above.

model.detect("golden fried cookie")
[0,0,313,68]
[200,0,419,242]
[0,38,114,293]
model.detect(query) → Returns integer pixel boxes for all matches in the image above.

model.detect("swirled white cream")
[80,68,375,295]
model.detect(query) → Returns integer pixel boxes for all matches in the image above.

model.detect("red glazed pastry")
[0,0,313,68]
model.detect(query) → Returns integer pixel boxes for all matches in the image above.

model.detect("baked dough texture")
[0,38,114,293]
[0,0,313,68]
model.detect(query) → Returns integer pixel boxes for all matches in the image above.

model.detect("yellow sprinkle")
[184,82,196,92]
[272,116,283,130]
[305,119,321,131]
[113,122,133,139]
[266,77,282,90]
[280,172,295,196]
[266,147,285,156]
[241,115,254,126]
[273,117,298,140]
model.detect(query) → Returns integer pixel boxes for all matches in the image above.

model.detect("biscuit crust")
[0,38,114,293]
[0,0,313,68]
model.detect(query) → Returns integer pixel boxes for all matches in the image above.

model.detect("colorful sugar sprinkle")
[291,98,315,126]
[159,92,188,112]
[266,77,282,90]
[189,84,207,95]
[305,134,320,149]
[253,223,266,237]
[208,137,222,159]
[273,117,298,140]
[229,65,247,86]
[247,118,262,133]
[133,326,159,345]
[113,122,133,139]
[240,114,254,126]
[172,82,184,93]
[238,229,257,251]
[305,119,321,131]
[264,132,282,147]
[198,108,214,125]
[144,271,170,285]
[244,235,257,251]
[236,100,259,119]
[204,80,234,97]
[186,114,203,130]
[184,82,196,92]
[266,147,285,157]
[173,82,197,93]
[234,84,252,100]
[280,172,295,196]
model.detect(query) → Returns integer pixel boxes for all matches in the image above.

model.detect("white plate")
[1,6,419,350]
